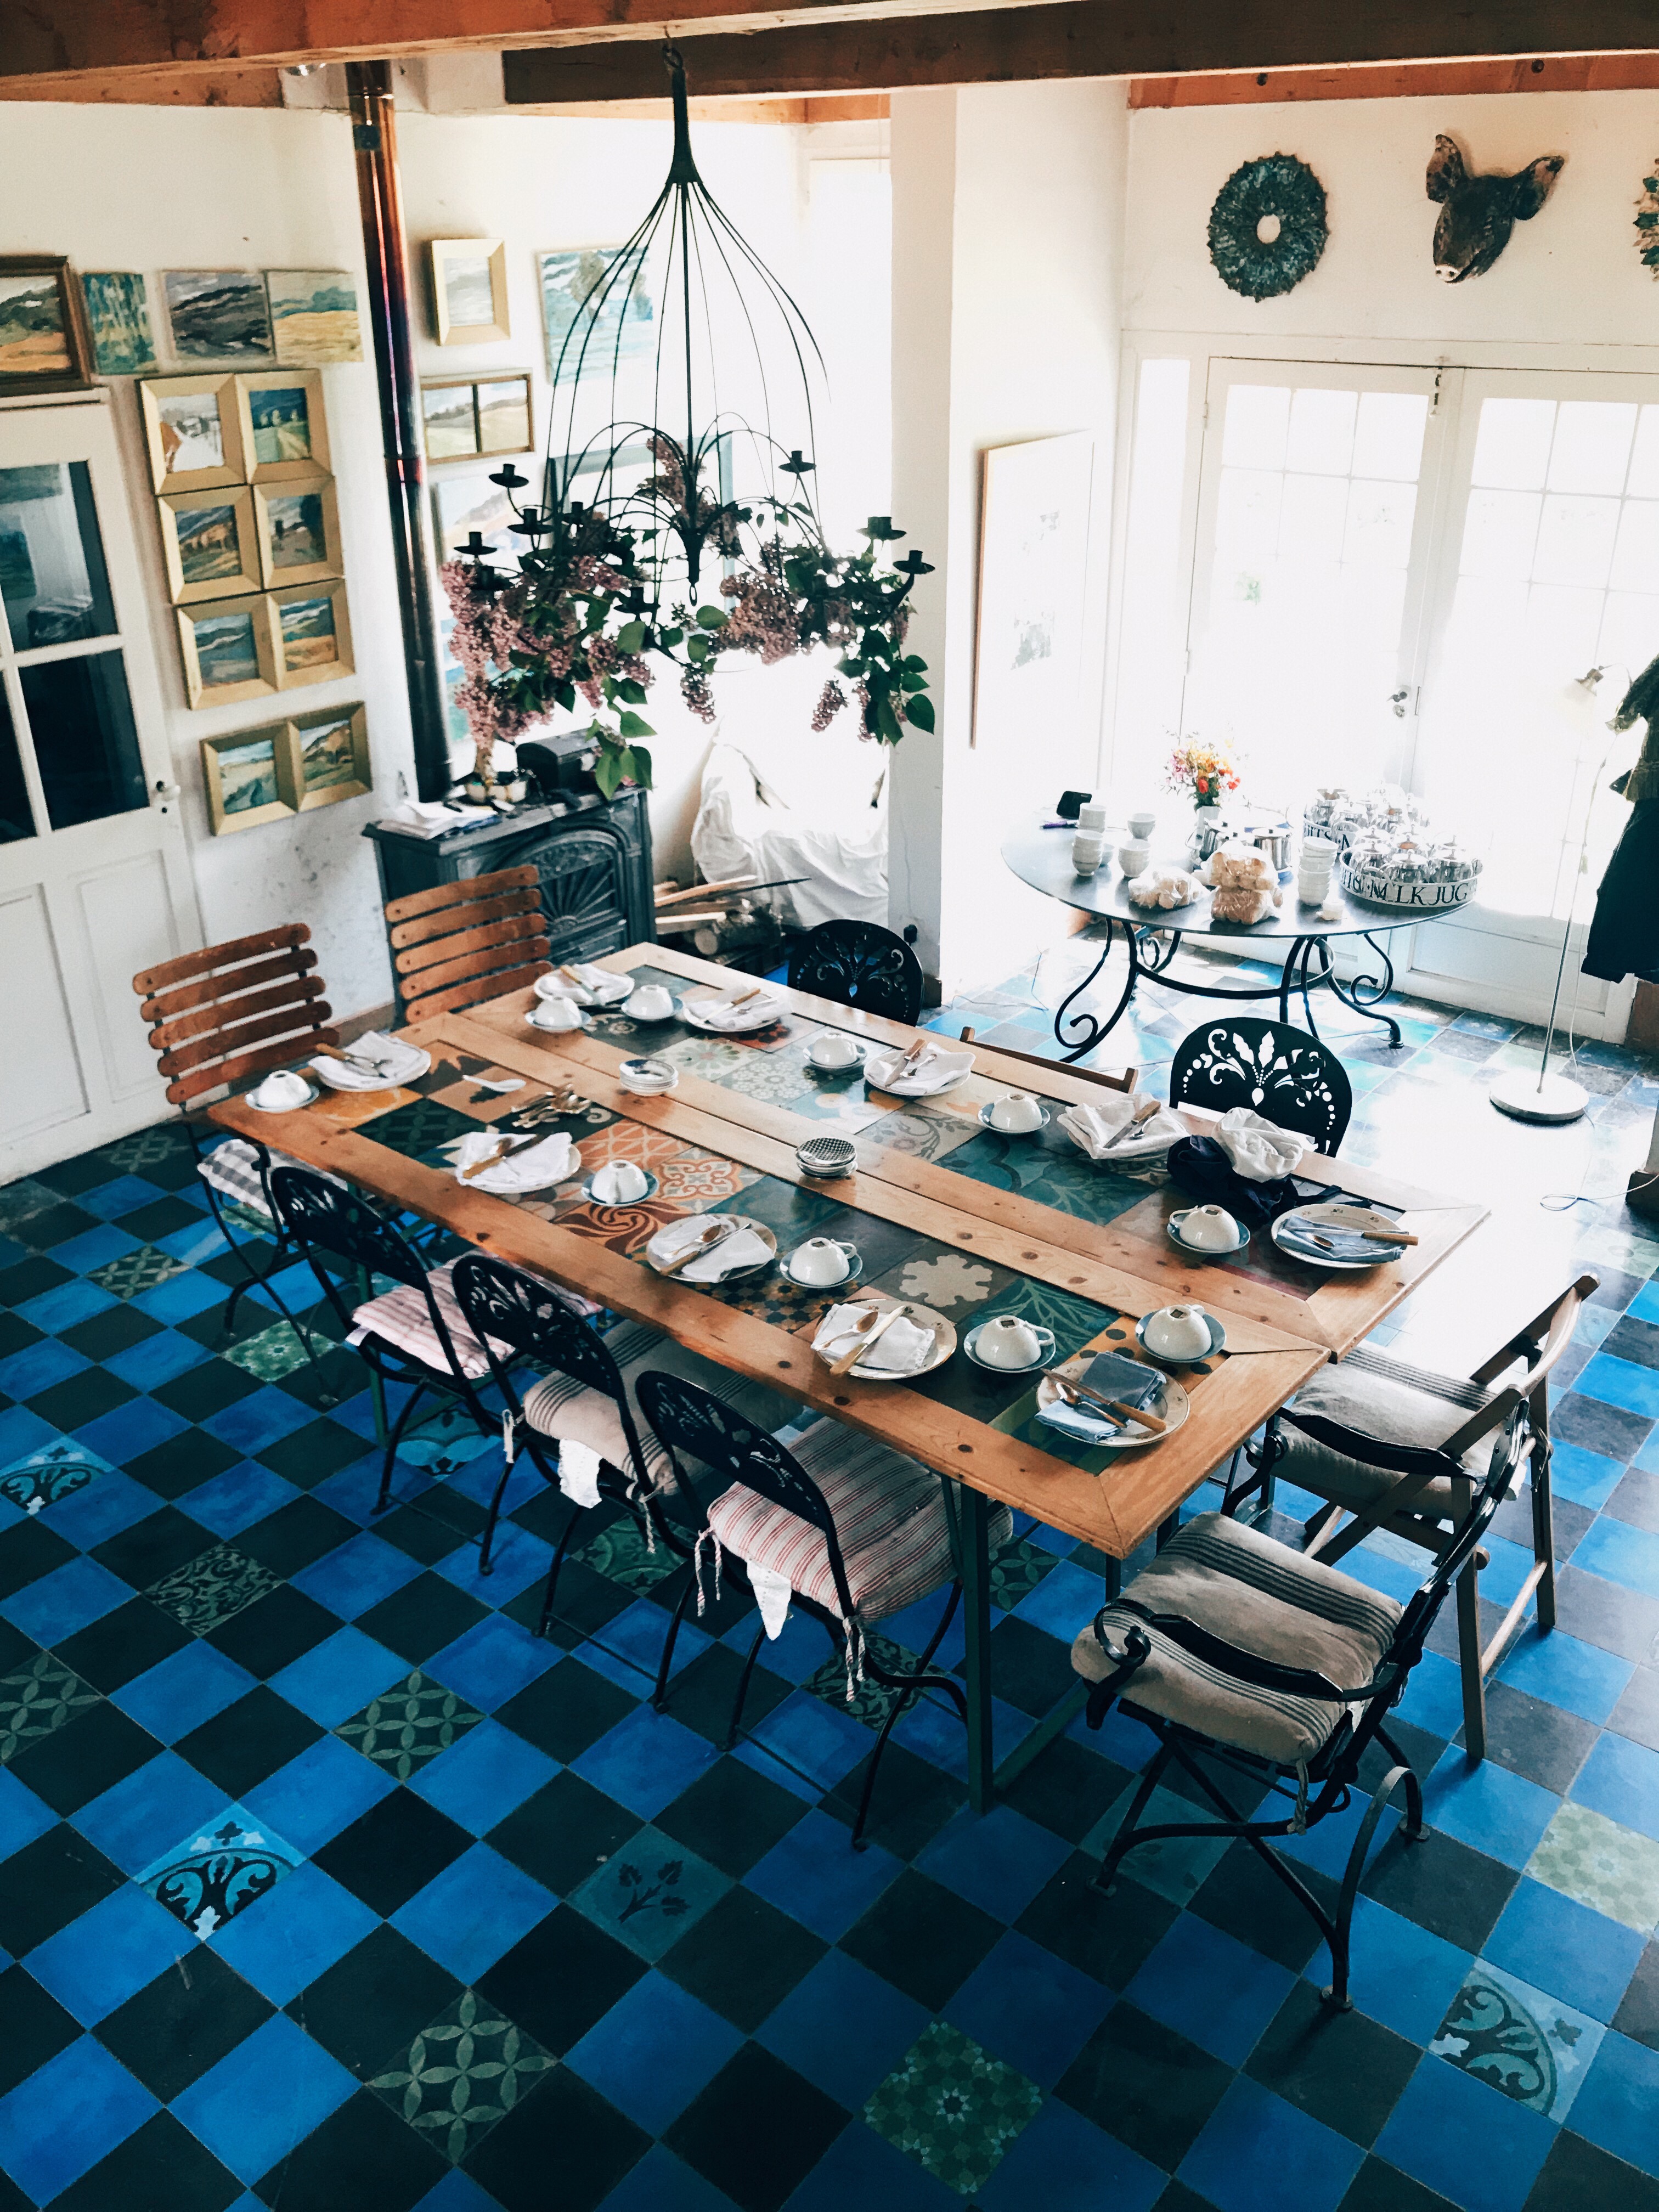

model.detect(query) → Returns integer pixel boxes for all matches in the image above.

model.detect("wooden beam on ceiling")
[503,91,890,120]
[0,65,281,103]
[5,0,1659,88]
[1132,53,1659,104]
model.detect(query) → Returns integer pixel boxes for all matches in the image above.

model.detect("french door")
[0,397,200,1177]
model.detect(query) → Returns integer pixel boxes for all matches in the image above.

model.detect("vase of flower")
[1164,736,1240,855]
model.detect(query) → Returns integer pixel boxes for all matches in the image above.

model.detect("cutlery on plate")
[1050,1373,1168,1434]
[830,1304,903,1376]
[1301,1205,1418,1245]
[658,1221,739,1276]
[459,1137,524,1181]
[1103,1097,1160,1151]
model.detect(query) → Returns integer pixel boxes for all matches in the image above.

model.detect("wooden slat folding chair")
[959,1025,1137,1096]
[132,926,340,1373]
[385,866,551,1025]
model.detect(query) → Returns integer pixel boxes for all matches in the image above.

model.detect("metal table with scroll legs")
[1002,821,1419,1063]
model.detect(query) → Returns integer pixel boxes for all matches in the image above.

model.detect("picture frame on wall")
[430,240,511,346]
[177,596,277,709]
[157,487,261,604]
[421,373,533,463]
[0,256,95,398]
[263,270,363,365]
[477,375,534,455]
[538,246,654,382]
[292,702,370,809]
[254,476,340,589]
[139,375,245,494]
[81,273,156,376]
[233,368,330,484]
[270,577,353,688]
[162,270,275,364]
[972,431,1094,752]
[200,724,292,834]
[422,380,480,461]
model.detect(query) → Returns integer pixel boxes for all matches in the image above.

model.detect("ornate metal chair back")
[787,919,925,1026]
[1169,1016,1352,1152]
[269,1166,471,1378]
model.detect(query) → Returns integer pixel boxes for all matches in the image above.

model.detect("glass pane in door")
[0,464,117,650]
[0,684,36,843]
[20,652,147,830]
[1184,379,1429,806]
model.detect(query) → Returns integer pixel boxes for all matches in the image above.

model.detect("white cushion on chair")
[706,1419,1012,1623]
[1071,1510,1402,1765]
[351,1260,599,1381]
[1282,1347,1497,1515]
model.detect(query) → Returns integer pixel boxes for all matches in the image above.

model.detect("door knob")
[1390,690,1409,719]
[153,779,182,805]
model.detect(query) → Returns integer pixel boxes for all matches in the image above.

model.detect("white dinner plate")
[1035,1368,1190,1452]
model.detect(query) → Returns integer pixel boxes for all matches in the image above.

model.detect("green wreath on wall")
[1209,154,1329,301]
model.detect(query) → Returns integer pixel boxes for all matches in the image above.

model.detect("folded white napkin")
[1214,1107,1312,1181]
[558,1438,603,1509]
[453,1130,576,1193]
[311,1031,424,1091]
[749,1561,793,1639]
[1059,1097,1186,1161]
[811,1302,935,1375]
[867,1044,974,1096]
[692,990,784,1030]
[548,962,628,1003]
[647,1215,772,1282]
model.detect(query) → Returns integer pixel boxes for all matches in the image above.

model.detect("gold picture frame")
[158,487,261,604]
[139,374,245,494]
[234,368,330,484]
[270,578,354,689]
[0,256,94,397]
[292,702,370,810]
[254,474,340,589]
[200,723,293,834]
[430,239,511,346]
[422,378,480,461]
[476,375,534,455]
[177,596,278,709]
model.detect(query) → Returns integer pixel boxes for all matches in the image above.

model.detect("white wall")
[0,97,809,1014]
[890,79,1128,996]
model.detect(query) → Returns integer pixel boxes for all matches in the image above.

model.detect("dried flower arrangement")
[1164,737,1242,806]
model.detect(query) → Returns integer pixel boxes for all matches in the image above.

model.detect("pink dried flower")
[811,679,846,732]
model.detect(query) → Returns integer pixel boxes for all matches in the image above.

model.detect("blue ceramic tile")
[268,1627,406,1727]
[890,1689,1032,1786]
[980,2097,1165,2212]
[1578,1353,1659,1420]
[1,1554,131,1643]
[52,1225,140,1273]
[417,2172,510,2212]
[916,1807,1071,1924]
[1551,1444,1630,1513]
[568,1827,732,1964]
[133,1268,227,1323]
[76,1395,188,1462]
[1572,1516,1659,1602]
[0,1404,66,1465]
[1011,1559,1106,1643]
[760,1949,930,2109]
[112,1641,257,1741]
[1177,2076,1363,2212]
[746,1809,904,1942]
[1393,1646,1474,1737]
[212,1859,379,2005]
[173,2013,356,2186]
[17,1278,117,1334]
[409,1717,557,1835]
[1373,2051,1556,2212]
[44,1470,159,1549]
[159,1218,232,1267]
[424,1610,559,1713]
[596,2147,742,2212]
[24,1880,187,2024]
[944,1931,1113,2089]
[0,1769,57,1863]
[577,1608,708,1700]
[718,1606,825,1687]
[78,1175,165,1222]
[241,1732,394,1856]
[1576,1304,1618,1348]
[571,1703,720,1820]
[1497,1626,1634,1724]
[0,1335,88,1400]
[566,1969,744,2134]
[1424,1746,1560,1868]
[289,1531,424,1621]
[0,2033,157,2203]
[1571,1730,1659,1843]
[389,1842,552,1983]
[1483,1878,1644,2023]
[1127,1914,1295,2066]
[180,1459,301,1539]
[748,1690,882,1796]
[1630,1280,1659,1329]
[1569,2028,1659,2177]
[1341,1895,1475,2043]
[105,1328,210,1392]
[70,1751,226,1876]
[203,1385,317,1455]
[780,2119,958,2212]
[433,1520,554,1605]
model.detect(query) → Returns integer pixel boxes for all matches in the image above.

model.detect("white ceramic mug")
[1175,1205,1242,1252]
[989,1093,1044,1133]
[791,1238,855,1286]
[530,996,582,1031]
[624,984,675,1021]
[809,1033,861,1070]
[975,1315,1054,1370]
[1144,1304,1212,1360]
[1117,838,1151,879]
[253,1070,310,1110]
[591,1160,650,1204]
[1071,832,1103,878]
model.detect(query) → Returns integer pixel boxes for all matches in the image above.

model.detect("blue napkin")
[1036,1351,1161,1442]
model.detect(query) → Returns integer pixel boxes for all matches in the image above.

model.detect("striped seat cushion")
[706,1419,1011,1624]
[1071,1510,1402,1765]
[351,1260,598,1381]
[197,1138,297,1216]
[1282,1346,1497,1516]
[521,1324,799,1494]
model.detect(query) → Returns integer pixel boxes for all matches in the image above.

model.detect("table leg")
[990,1549,1125,1799]
[1053,918,1141,1064]
[357,1265,389,1448]
[1313,934,1404,1048]
[961,1486,995,1813]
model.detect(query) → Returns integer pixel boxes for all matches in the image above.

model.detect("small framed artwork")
[539,247,654,381]
[264,270,363,365]
[81,273,155,376]
[270,578,353,688]
[432,468,526,570]
[477,375,533,455]
[291,702,370,809]
[200,724,293,834]
[158,488,261,604]
[162,270,274,364]
[0,257,94,397]
[253,476,340,588]
[139,374,244,494]
[177,596,277,709]
[430,240,510,346]
[422,380,479,461]
[234,369,329,483]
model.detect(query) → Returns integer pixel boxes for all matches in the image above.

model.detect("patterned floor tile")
[1429,1957,1605,2123]
[369,1988,553,2162]
[0,1650,100,1762]
[137,1804,301,1939]
[336,1669,484,1780]
[87,1244,192,1302]
[864,2019,1043,2195]
[145,1543,280,1634]
[0,1438,113,1514]
[568,1825,732,1962]
[1528,1800,1659,1932]
[221,1319,314,1383]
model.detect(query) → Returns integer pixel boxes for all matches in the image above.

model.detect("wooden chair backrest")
[1441,1272,1600,1460]
[959,1026,1136,1094]
[384,865,550,1025]
[133,925,338,1108]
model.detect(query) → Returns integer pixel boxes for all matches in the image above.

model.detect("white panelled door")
[0,398,200,1177]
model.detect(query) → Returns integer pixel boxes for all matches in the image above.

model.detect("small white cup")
[1117,838,1151,879]
[624,984,675,1022]
[1077,803,1107,832]
[975,1316,1054,1370]
[253,1070,310,1110]
[790,1237,855,1286]
[809,1033,861,1071]
[989,1093,1044,1133]
[1143,1304,1213,1361]
[1175,1205,1242,1252]
[1127,811,1156,840]
[1071,832,1103,878]
[591,1160,650,1204]
[529,995,583,1031]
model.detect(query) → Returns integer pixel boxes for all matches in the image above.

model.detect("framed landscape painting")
[0,257,93,397]
[477,375,533,455]
[430,240,510,346]
[270,578,353,687]
[162,270,274,364]
[422,380,479,462]
[139,375,244,494]
[292,703,370,809]
[539,247,654,381]
[177,596,276,708]
[264,270,362,365]
[81,273,155,376]
[234,369,329,483]
[254,476,340,589]
[157,487,260,604]
[200,724,292,834]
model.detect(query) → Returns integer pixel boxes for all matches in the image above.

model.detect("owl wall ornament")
[1426,134,1564,281]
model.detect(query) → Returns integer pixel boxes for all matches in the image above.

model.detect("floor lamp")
[1489,664,1624,1127]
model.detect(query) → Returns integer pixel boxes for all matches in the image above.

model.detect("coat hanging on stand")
[1583,653,1659,986]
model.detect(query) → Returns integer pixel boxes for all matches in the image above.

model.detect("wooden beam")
[6,0,1659,88]
[1132,53,1659,104]
[0,65,281,102]
[503,92,889,120]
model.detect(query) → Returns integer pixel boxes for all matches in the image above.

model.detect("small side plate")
[977,1103,1052,1134]
[1271,1208,1398,1271]
[1035,1368,1190,1451]
[524,1009,592,1036]
[680,994,782,1035]
[815,1297,956,1381]
[1135,1309,1227,1367]
[1167,1211,1252,1259]
[583,1169,660,1208]
[962,1319,1047,1374]
[645,1214,777,1283]
[783,1245,864,1290]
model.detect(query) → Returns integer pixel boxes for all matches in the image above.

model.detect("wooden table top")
[208,941,1486,1560]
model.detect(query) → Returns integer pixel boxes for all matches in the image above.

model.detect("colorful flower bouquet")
[1165,737,1241,808]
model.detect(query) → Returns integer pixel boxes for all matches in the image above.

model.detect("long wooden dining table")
[210,940,1488,1812]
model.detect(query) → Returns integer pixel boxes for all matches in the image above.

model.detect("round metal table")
[1002,821,1415,1062]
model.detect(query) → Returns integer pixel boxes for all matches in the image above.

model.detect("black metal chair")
[1073,1426,1522,2010]
[269,1167,537,1569]
[1169,1015,1352,1153]
[787,919,925,1026]
[635,1372,996,1847]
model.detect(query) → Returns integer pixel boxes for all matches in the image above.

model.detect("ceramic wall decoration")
[1208,156,1328,300]
[1426,136,1563,283]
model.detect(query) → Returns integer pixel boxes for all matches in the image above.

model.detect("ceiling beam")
[1132,53,1659,104]
[0,65,281,103]
[5,0,1659,87]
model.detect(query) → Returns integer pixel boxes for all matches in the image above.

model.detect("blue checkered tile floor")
[3,962,1659,2212]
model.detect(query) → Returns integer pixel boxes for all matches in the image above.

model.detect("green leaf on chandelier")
[695,606,728,630]
[902,693,935,732]
[874,696,903,743]
[615,679,648,704]
[686,634,710,664]
[616,621,647,653]
[592,747,623,798]
[618,711,655,739]
[900,668,927,692]
[658,626,683,648]
[628,744,652,788]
